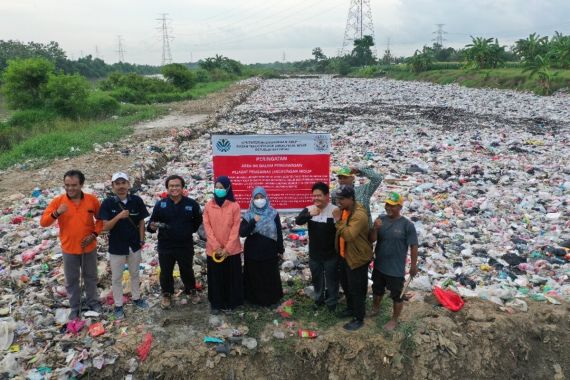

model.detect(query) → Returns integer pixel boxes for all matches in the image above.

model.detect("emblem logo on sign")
[313,135,329,152]
[216,139,231,152]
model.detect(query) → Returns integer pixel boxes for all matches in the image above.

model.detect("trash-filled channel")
[0,76,569,379]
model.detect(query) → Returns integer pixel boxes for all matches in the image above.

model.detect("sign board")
[212,134,331,211]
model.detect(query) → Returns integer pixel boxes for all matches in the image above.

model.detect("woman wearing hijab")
[203,176,243,314]
[240,187,284,307]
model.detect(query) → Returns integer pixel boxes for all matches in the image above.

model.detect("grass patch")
[0,104,165,169]
[385,68,570,95]
[187,80,236,99]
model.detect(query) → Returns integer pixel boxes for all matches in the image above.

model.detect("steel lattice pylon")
[341,0,376,55]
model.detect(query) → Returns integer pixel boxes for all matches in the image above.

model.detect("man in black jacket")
[295,182,340,311]
[148,175,203,309]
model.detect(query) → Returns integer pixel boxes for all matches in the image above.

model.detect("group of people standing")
[41,166,419,333]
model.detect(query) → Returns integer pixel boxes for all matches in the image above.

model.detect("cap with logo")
[385,191,404,206]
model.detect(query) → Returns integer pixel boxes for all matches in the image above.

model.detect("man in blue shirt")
[99,172,150,319]
[370,192,418,331]
[148,175,203,309]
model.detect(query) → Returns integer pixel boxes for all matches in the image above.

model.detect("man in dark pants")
[334,185,373,331]
[295,182,340,312]
[148,175,203,309]
[370,191,418,331]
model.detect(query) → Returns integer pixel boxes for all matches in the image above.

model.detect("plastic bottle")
[298,329,317,338]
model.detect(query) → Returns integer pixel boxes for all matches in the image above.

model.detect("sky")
[1,0,569,65]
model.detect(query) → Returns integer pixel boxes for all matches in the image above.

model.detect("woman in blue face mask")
[203,176,243,314]
[239,186,284,307]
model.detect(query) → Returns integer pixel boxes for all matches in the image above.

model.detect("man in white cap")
[99,172,150,319]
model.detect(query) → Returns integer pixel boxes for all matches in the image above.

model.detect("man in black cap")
[334,185,373,331]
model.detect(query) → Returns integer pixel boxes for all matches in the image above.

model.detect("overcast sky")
[2,0,569,65]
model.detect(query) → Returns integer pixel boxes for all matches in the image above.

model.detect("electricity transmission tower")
[341,0,376,55]
[433,24,447,47]
[157,13,173,65]
[116,35,126,62]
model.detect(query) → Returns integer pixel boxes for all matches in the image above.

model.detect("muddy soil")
[0,82,255,208]
[87,298,568,380]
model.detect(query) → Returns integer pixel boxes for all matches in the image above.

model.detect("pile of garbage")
[1,76,569,378]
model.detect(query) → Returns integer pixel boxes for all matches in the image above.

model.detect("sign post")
[212,134,331,211]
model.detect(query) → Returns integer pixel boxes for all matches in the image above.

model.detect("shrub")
[82,91,120,118]
[6,109,56,127]
[194,69,211,83]
[208,68,236,81]
[1,58,54,109]
[44,74,90,117]
[161,64,196,90]
[100,72,177,104]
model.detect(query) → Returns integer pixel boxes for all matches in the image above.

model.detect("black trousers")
[344,260,369,321]
[158,248,196,295]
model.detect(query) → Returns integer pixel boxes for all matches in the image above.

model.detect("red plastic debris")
[66,319,86,334]
[137,332,153,361]
[89,322,105,337]
[433,286,465,312]
[11,216,24,224]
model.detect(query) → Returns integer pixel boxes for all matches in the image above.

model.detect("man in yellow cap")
[369,191,418,331]
[333,166,383,227]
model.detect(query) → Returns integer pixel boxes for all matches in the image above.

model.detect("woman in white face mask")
[203,175,243,314]
[239,186,284,307]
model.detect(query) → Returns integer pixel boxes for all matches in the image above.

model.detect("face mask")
[214,188,227,198]
[253,198,267,208]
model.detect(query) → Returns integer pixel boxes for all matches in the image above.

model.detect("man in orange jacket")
[40,170,104,320]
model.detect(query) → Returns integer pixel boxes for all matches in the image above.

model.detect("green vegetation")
[384,68,570,94]
[0,48,244,167]
[0,104,165,169]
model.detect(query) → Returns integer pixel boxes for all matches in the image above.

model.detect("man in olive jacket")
[334,185,373,331]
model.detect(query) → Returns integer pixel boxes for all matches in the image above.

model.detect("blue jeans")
[309,256,339,308]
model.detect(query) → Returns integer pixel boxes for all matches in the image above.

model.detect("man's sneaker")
[133,299,149,309]
[114,306,125,319]
[89,303,103,313]
[68,309,80,321]
[160,295,172,309]
[343,318,364,331]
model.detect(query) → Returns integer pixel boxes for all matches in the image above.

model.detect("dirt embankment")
[88,299,568,380]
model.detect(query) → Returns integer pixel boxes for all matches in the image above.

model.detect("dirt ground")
[86,297,568,380]
[0,82,255,208]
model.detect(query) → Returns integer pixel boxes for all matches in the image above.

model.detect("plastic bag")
[433,286,465,312]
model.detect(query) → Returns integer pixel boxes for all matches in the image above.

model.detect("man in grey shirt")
[370,192,418,331]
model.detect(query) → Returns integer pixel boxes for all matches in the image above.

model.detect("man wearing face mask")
[370,192,418,331]
[148,175,203,309]
[99,172,150,319]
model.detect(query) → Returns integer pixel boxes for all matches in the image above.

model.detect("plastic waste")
[433,287,465,312]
